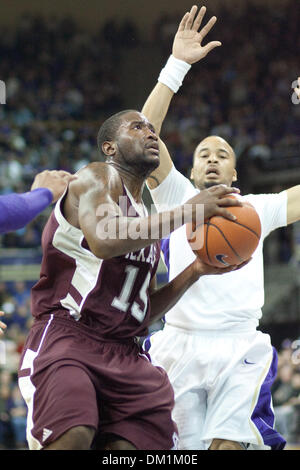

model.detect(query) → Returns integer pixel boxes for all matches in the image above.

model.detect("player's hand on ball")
[186,184,242,223]
[192,257,251,278]
[172,5,222,65]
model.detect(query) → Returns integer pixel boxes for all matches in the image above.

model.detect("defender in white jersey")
[142,6,300,450]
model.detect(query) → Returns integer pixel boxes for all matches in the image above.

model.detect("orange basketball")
[186,197,261,267]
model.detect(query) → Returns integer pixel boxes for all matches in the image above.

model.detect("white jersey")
[149,166,287,333]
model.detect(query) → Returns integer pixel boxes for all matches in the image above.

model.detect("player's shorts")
[18,314,178,450]
[145,323,286,450]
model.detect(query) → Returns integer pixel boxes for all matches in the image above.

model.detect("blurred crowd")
[1,1,300,246]
[0,281,32,449]
[0,1,300,247]
[1,0,300,449]
[272,339,300,444]
[0,13,126,250]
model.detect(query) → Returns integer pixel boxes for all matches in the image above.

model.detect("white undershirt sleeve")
[148,166,198,211]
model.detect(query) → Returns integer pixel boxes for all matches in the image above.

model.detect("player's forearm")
[143,56,191,189]
[148,262,199,325]
[142,83,175,189]
[0,189,53,234]
[142,55,191,135]
[142,82,174,136]
[286,185,300,224]
[91,205,193,259]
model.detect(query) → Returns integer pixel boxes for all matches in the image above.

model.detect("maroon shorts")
[18,315,178,450]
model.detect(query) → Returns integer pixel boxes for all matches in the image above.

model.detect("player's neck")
[110,163,145,202]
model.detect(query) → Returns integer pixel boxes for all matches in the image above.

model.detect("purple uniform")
[18,186,178,450]
[0,188,53,234]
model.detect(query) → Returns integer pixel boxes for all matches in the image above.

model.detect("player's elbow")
[93,247,113,260]
[87,237,128,260]
[88,241,114,260]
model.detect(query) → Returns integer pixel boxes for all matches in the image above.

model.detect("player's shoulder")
[241,192,285,205]
[241,192,286,222]
[78,161,120,183]
[238,193,267,213]
[164,165,195,189]
[240,193,260,204]
[70,162,123,196]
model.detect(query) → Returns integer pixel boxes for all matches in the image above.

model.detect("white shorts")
[145,324,286,450]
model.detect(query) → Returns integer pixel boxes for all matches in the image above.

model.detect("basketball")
[186,197,261,267]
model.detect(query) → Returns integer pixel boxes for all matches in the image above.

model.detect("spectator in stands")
[272,342,300,443]
[12,282,30,307]
[0,370,13,449]
[7,384,27,449]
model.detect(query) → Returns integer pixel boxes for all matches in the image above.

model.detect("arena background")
[0,0,300,450]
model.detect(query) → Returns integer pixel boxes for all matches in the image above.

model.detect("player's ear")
[102,141,116,157]
[232,169,237,183]
[190,168,194,180]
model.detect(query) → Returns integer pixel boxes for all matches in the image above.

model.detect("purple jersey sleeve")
[160,237,170,276]
[0,188,53,234]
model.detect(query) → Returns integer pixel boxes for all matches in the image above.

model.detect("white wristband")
[158,55,191,93]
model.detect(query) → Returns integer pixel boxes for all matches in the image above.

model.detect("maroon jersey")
[31,186,160,340]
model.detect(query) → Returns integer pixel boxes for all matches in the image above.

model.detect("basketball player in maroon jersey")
[18,108,243,450]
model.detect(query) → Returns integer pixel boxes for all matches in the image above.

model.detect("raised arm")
[142,5,222,189]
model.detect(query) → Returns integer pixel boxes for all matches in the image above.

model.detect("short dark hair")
[97,109,137,158]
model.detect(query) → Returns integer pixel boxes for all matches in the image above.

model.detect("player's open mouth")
[206,168,219,176]
[146,144,159,154]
